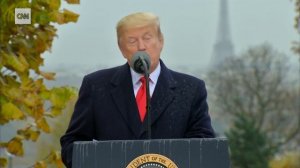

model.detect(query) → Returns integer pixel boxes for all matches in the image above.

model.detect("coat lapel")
[110,64,142,138]
[141,61,177,136]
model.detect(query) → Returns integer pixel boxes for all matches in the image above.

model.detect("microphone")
[130,51,152,139]
[130,51,151,74]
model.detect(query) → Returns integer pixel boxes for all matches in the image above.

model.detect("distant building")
[210,0,235,68]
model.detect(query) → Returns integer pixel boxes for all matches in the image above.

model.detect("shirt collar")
[130,62,161,85]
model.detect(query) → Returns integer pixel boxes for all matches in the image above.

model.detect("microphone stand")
[141,60,151,139]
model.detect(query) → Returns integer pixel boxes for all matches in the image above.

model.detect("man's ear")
[159,33,164,42]
[159,34,164,47]
[117,40,127,59]
[117,39,121,49]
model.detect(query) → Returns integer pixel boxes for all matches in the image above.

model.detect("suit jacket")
[60,60,215,168]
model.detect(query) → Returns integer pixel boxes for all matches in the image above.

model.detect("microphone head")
[130,51,151,74]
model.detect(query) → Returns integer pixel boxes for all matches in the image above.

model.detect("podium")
[72,138,230,168]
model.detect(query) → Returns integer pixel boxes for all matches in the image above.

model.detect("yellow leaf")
[21,105,34,117]
[18,71,30,83]
[23,93,41,107]
[39,71,56,80]
[36,118,50,133]
[28,130,40,141]
[51,9,79,25]
[34,78,44,89]
[1,102,24,120]
[34,161,47,168]
[50,87,70,108]
[0,62,3,70]
[51,11,64,24]
[62,9,79,23]
[49,0,61,10]
[269,152,300,168]
[3,75,20,87]
[65,0,80,4]
[34,106,45,119]
[3,87,23,100]
[4,52,27,72]
[53,151,64,168]
[27,55,44,72]
[0,157,7,168]
[7,137,24,156]
[17,128,40,141]
[56,159,65,168]
[40,90,51,99]
[51,108,62,117]
[18,54,30,69]
[48,151,57,162]
[0,117,9,125]
[0,142,8,148]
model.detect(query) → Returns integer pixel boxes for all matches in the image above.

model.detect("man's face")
[118,24,164,73]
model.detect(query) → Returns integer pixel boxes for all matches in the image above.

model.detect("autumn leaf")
[56,159,65,168]
[36,117,51,133]
[1,1,80,167]
[17,128,41,142]
[65,0,80,4]
[50,151,65,168]
[23,93,42,107]
[51,9,79,24]
[55,157,65,168]
[50,11,64,24]
[7,137,24,156]
[3,87,23,101]
[269,152,300,168]
[50,88,65,108]
[35,78,44,87]
[0,117,9,125]
[40,90,51,99]
[27,55,44,72]
[51,107,63,117]
[1,102,24,120]
[34,161,47,168]
[18,71,30,83]
[2,75,20,87]
[50,87,76,108]
[3,52,28,72]
[0,157,7,168]
[49,0,61,10]
[62,9,79,23]
[34,11,51,25]
[21,105,35,117]
[39,71,56,80]
[18,54,30,69]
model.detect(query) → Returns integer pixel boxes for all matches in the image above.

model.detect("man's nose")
[137,39,146,51]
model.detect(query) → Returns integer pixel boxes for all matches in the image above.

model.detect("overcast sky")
[43,0,299,71]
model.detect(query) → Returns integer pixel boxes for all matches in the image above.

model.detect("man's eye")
[128,39,136,44]
[143,36,152,41]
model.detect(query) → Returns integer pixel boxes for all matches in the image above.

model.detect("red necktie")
[136,77,146,122]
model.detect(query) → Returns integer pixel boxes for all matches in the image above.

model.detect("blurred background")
[0,0,299,167]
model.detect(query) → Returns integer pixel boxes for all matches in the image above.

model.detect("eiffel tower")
[210,0,235,68]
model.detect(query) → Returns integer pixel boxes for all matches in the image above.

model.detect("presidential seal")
[126,154,178,168]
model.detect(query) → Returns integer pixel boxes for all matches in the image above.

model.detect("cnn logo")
[15,8,31,24]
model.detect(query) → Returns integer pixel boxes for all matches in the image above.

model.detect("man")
[60,12,215,168]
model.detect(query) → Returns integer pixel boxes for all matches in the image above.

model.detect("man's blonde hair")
[116,12,162,41]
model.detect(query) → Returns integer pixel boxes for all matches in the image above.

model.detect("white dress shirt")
[130,62,161,97]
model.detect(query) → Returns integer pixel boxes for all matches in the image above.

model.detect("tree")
[0,0,79,167]
[208,44,300,152]
[33,96,77,168]
[269,151,300,168]
[292,0,300,59]
[226,113,275,168]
